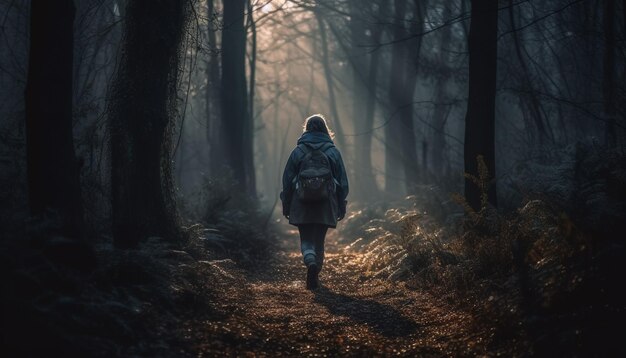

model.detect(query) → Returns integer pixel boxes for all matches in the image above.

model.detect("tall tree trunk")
[386,0,423,196]
[431,3,452,178]
[247,0,257,122]
[221,0,255,196]
[109,0,188,247]
[206,0,223,175]
[25,0,84,238]
[385,0,409,197]
[315,12,347,152]
[603,0,616,147]
[348,0,380,199]
[464,0,498,211]
[245,0,257,196]
[363,0,388,198]
[508,0,551,146]
[399,0,424,193]
[362,43,383,195]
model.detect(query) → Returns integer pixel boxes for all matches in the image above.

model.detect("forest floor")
[181,227,510,356]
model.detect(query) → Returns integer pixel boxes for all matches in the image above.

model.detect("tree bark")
[247,0,257,123]
[221,0,256,196]
[385,0,409,197]
[109,0,188,247]
[431,3,452,178]
[206,0,223,175]
[25,0,84,238]
[245,0,257,196]
[399,0,424,193]
[315,12,347,152]
[385,0,423,196]
[464,0,498,211]
[348,0,381,199]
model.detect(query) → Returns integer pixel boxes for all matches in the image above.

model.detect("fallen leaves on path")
[182,231,500,356]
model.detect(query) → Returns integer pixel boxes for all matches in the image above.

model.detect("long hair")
[303,114,334,138]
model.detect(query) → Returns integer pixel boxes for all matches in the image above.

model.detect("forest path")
[186,228,490,356]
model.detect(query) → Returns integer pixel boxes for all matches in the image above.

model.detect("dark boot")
[306,263,318,290]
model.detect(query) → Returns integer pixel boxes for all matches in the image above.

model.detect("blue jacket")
[280,131,349,228]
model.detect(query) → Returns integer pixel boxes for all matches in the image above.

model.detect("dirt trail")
[186,229,492,356]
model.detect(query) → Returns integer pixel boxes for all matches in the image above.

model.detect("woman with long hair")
[280,114,349,290]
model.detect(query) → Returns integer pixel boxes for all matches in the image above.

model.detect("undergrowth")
[1,172,272,356]
[341,152,626,356]
[178,172,273,267]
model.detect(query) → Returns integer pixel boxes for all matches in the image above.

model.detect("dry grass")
[337,159,625,356]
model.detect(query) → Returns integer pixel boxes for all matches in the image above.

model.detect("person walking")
[280,114,349,290]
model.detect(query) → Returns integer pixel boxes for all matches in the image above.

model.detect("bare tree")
[348,0,383,199]
[206,0,223,174]
[463,0,498,210]
[385,0,424,196]
[221,0,256,196]
[314,10,347,152]
[430,2,453,178]
[108,0,189,247]
[25,0,84,238]
[508,0,553,146]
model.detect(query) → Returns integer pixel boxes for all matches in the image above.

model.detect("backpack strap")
[297,143,312,155]
[296,143,334,172]
[294,142,335,185]
[319,142,334,153]
[304,142,337,184]
[293,144,309,186]
[297,142,334,155]
[318,143,339,186]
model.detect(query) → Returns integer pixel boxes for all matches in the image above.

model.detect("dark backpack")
[295,143,335,203]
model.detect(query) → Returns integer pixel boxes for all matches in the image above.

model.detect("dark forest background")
[1,0,625,356]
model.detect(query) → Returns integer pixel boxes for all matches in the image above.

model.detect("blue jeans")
[298,224,328,272]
